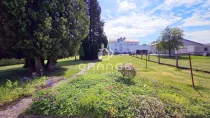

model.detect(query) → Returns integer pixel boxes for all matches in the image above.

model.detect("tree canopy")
[0,0,89,72]
[80,0,108,60]
[158,27,184,56]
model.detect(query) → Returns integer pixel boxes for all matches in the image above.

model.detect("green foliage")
[81,0,108,60]
[0,0,25,59]
[0,77,48,105]
[1,0,89,71]
[158,26,184,56]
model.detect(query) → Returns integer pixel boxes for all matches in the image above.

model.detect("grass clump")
[0,77,48,105]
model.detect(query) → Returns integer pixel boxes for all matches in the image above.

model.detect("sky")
[98,0,210,45]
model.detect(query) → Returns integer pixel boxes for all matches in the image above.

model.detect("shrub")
[118,64,137,79]
[130,95,166,118]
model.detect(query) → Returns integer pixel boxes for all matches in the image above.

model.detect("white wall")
[109,40,139,53]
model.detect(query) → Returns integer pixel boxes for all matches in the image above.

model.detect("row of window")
[114,44,138,46]
[114,49,130,51]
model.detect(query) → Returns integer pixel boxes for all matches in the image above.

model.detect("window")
[204,47,208,51]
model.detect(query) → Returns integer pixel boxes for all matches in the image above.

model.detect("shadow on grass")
[116,77,135,86]
[57,59,94,66]
[150,55,189,60]
[0,66,30,84]
[185,84,207,97]
[0,59,96,85]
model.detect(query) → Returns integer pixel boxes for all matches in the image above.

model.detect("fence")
[131,53,210,74]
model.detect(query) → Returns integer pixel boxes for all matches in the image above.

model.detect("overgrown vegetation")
[26,56,210,117]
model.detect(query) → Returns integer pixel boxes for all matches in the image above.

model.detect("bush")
[118,64,137,79]
[130,95,166,118]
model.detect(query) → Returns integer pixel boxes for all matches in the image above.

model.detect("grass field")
[0,57,92,105]
[0,58,24,67]
[138,55,210,72]
[26,56,210,117]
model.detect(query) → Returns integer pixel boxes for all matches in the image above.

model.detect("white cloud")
[185,30,210,43]
[105,12,181,39]
[101,0,210,44]
[151,0,204,13]
[182,10,210,27]
[182,14,210,27]
[116,0,136,13]
[202,0,210,7]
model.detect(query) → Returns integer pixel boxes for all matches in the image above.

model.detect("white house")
[150,39,210,55]
[108,37,151,54]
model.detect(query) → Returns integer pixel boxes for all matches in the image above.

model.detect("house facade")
[108,37,151,54]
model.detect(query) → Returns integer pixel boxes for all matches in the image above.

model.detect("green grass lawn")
[0,57,92,105]
[0,58,24,67]
[139,55,210,72]
[26,56,210,117]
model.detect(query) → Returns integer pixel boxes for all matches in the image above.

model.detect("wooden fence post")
[189,53,195,87]
[141,53,143,59]
[158,52,160,64]
[146,53,148,69]
[176,54,178,68]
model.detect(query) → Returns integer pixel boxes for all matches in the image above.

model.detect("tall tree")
[80,0,107,60]
[0,0,89,72]
[158,27,184,56]
[0,0,25,59]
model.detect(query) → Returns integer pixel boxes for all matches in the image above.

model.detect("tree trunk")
[46,58,57,71]
[34,56,45,73]
[46,59,53,71]
[169,49,171,57]
[24,58,35,73]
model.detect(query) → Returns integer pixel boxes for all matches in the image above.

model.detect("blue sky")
[98,0,210,44]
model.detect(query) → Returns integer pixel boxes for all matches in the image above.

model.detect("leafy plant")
[118,64,137,79]
[130,95,166,118]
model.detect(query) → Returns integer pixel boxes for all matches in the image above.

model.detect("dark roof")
[183,39,204,45]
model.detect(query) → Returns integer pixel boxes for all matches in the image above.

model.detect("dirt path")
[0,63,96,118]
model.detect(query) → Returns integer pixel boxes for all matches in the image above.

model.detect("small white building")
[108,37,151,54]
